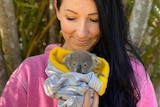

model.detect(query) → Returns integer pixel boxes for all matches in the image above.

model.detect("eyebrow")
[64,9,98,16]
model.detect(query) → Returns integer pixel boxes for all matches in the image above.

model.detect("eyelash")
[66,17,75,21]
[66,17,99,23]
[90,19,99,23]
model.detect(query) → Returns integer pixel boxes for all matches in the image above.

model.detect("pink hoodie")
[0,44,158,107]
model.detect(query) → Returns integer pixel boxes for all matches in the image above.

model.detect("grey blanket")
[44,60,102,107]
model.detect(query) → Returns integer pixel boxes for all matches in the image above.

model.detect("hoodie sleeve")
[131,59,158,107]
[136,76,158,107]
[0,64,27,107]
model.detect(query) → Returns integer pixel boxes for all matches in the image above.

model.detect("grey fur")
[63,50,100,74]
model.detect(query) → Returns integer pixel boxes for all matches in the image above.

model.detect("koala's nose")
[76,65,82,73]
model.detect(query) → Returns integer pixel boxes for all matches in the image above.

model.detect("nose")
[76,65,82,73]
[76,21,88,38]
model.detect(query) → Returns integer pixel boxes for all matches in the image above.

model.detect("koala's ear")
[91,54,100,67]
[63,54,71,64]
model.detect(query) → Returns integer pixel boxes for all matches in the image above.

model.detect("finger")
[82,89,90,107]
[91,91,99,107]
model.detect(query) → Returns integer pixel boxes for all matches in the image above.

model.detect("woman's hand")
[82,89,99,107]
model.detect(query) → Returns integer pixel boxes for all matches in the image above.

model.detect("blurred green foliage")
[140,0,160,87]
[14,0,52,58]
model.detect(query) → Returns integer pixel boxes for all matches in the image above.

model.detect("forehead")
[60,0,98,14]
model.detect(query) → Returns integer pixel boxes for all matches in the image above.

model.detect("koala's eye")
[72,62,76,66]
[83,63,88,67]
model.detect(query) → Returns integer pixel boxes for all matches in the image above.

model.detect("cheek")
[91,26,100,41]
[60,20,74,36]
[89,23,100,37]
[95,25,100,37]
[95,30,100,40]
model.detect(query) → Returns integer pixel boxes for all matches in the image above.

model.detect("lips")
[74,38,89,45]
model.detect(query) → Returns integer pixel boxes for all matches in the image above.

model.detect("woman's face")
[55,0,100,51]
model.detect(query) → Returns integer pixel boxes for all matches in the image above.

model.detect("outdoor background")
[0,0,160,106]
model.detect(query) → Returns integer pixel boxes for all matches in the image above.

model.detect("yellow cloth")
[49,47,110,96]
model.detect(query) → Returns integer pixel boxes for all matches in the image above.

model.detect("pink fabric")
[131,59,158,107]
[0,44,157,107]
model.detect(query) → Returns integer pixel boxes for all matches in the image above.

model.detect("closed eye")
[66,17,76,21]
[90,19,99,23]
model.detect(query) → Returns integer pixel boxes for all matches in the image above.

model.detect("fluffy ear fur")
[63,54,71,65]
[91,54,100,68]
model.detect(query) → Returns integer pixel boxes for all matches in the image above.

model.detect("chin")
[74,47,92,51]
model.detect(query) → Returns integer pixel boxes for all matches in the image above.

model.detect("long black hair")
[56,0,141,107]
[92,0,142,107]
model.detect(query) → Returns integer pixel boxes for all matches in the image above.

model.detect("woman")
[0,0,157,107]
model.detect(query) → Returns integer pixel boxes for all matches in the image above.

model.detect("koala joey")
[63,50,100,74]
